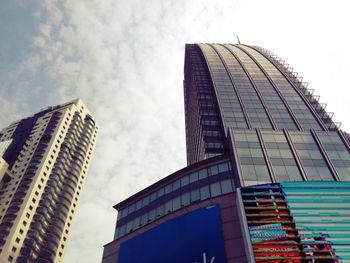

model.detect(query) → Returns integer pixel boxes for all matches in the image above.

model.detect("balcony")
[31,222,46,235]
[37,249,55,262]
[2,213,16,222]
[7,204,20,211]
[45,233,60,247]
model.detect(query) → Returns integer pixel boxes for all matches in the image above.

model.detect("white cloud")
[1,0,350,262]
[32,36,46,48]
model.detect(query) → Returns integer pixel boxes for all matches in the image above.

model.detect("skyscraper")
[0,99,99,263]
[102,44,350,263]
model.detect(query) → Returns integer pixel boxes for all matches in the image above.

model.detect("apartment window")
[15,238,20,243]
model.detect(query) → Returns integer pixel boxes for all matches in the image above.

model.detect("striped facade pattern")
[240,181,350,262]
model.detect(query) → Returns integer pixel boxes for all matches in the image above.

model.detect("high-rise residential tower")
[102,44,350,263]
[0,99,99,263]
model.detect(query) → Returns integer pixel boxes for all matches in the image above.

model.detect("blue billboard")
[118,204,226,263]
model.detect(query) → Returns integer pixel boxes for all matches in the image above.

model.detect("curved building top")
[184,44,340,165]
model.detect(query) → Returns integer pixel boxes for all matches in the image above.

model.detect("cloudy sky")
[1,0,350,262]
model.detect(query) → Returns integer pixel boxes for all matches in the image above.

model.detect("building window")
[290,132,333,181]
[233,130,271,184]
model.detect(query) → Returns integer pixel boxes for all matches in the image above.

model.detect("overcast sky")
[1,0,350,262]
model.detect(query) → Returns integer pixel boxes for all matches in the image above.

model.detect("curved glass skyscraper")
[102,44,350,263]
[184,44,341,165]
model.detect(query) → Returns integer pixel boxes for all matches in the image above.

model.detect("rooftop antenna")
[237,36,241,44]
